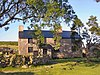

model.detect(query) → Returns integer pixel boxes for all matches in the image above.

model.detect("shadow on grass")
[0,72,34,75]
[50,57,100,63]
[49,58,86,64]
[35,58,87,67]
[39,57,100,68]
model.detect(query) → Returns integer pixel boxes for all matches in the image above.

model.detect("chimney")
[19,25,24,31]
[18,25,24,55]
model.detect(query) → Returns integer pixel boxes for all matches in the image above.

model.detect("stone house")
[18,25,82,58]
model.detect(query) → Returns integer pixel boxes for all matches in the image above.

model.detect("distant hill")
[0,41,18,46]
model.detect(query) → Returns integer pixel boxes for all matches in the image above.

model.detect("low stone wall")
[0,54,50,68]
[52,50,82,58]
[32,55,50,65]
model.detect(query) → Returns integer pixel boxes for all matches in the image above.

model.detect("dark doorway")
[43,49,47,55]
[33,51,38,56]
[28,47,33,53]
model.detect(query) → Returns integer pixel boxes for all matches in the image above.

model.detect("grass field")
[0,41,100,75]
[0,58,100,75]
[0,45,18,50]
[0,41,18,46]
[0,41,18,50]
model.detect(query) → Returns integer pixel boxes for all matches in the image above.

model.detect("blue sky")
[0,0,100,41]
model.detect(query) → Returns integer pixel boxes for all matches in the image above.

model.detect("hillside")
[0,41,18,50]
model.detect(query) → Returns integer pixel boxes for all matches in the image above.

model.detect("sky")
[0,0,100,41]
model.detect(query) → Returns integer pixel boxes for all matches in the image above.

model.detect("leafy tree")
[96,0,100,2]
[82,16,100,53]
[33,24,44,45]
[87,16,100,36]
[87,15,100,44]
[70,16,83,52]
[0,0,83,50]
[27,0,79,50]
[0,0,99,29]
[0,0,36,30]
[71,16,83,32]
[83,16,100,44]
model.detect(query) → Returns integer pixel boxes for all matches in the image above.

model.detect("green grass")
[0,59,100,75]
[0,41,18,46]
[0,41,18,50]
[0,41,100,75]
[0,45,18,50]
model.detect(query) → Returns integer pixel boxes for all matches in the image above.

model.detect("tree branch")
[0,7,26,28]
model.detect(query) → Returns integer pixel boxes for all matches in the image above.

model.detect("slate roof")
[19,30,81,39]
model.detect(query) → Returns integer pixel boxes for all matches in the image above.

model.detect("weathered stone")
[21,65,28,68]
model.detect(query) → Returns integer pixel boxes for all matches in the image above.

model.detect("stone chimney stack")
[18,25,25,55]
[19,25,24,31]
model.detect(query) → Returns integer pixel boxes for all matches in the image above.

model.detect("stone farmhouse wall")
[18,25,82,58]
